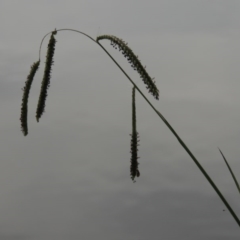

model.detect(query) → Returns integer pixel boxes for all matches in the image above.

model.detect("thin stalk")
[218,148,240,194]
[37,29,240,227]
[97,41,240,226]
[38,29,96,61]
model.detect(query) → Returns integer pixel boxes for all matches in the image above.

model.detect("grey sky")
[1,0,240,239]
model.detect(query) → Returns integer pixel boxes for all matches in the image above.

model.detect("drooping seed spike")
[130,87,140,181]
[36,32,56,122]
[97,35,159,100]
[20,60,40,136]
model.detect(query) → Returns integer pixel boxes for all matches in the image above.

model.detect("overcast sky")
[1,0,240,239]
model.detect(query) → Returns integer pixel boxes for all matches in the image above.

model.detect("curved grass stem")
[35,29,240,227]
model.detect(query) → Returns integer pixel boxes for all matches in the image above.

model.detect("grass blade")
[218,148,240,194]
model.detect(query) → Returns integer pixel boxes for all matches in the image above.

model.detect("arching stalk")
[20,28,240,227]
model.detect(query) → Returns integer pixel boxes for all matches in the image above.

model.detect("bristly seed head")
[130,87,140,182]
[20,60,40,136]
[130,132,140,182]
[36,32,57,122]
[96,35,159,100]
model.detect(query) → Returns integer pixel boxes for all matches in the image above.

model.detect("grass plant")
[20,28,240,228]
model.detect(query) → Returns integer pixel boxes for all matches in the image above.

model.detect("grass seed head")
[36,32,56,122]
[20,60,40,136]
[97,35,159,100]
[130,87,140,181]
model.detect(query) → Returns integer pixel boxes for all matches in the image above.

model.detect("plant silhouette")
[20,28,240,228]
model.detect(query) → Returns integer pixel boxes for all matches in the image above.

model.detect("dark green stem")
[98,41,240,226]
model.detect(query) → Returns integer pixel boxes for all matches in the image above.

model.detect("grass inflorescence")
[36,31,57,122]
[19,29,240,227]
[130,87,140,182]
[20,60,40,136]
[97,35,159,100]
